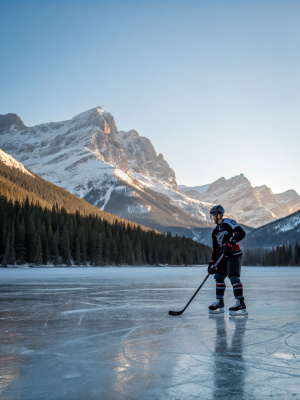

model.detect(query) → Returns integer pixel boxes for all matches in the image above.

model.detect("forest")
[0,196,212,266]
[243,244,300,266]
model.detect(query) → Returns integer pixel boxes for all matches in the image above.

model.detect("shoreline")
[1,264,299,269]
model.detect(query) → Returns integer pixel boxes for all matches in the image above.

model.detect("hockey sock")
[216,283,226,299]
[232,282,243,299]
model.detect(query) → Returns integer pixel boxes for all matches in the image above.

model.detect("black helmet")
[209,205,224,222]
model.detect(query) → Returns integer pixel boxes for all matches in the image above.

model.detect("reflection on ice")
[212,316,247,399]
[0,267,300,400]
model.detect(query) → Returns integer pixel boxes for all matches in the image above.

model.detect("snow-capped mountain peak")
[0,108,212,236]
[179,174,300,228]
[0,108,299,234]
[70,106,118,134]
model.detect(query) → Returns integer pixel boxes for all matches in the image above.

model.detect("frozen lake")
[0,266,299,400]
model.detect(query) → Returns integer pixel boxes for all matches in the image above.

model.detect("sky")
[1,0,300,194]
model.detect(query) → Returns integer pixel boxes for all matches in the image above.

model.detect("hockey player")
[207,205,248,316]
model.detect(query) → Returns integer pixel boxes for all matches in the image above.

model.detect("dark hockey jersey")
[211,218,246,261]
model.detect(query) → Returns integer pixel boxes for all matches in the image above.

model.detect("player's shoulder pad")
[223,218,241,230]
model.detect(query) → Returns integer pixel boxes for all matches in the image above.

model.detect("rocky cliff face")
[274,190,300,214]
[0,113,26,132]
[179,174,300,228]
[0,107,210,237]
[0,107,177,190]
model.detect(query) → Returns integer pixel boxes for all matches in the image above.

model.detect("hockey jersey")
[212,218,246,261]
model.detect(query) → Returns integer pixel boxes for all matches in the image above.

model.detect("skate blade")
[229,309,248,316]
[209,308,225,314]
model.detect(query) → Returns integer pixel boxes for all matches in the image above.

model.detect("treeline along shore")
[243,244,300,267]
[0,196,212,266]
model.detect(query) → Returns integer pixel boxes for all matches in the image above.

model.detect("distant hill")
[243,209,300,248]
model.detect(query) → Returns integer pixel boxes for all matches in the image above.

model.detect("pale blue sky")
[1,0,299,194]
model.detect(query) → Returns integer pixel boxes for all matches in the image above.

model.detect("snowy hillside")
[0,148,34,177]
[244,209,300,248]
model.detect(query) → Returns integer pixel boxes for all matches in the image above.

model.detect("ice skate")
[229,299,248,316]
[208,298,225,314]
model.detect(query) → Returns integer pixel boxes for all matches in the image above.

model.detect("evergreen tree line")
[0,196,212,266]
[243,243,300,266]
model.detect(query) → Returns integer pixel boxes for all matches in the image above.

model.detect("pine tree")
[9,224,16,265]
[135,240,142,265]
[61,228,71,266]
[74,237,81,265]
[52,229,60,265]
[2,236,10,266]
[80,234,87,265]
[96,233,103,266]
[15,219,26,264]
[34,236,43,265]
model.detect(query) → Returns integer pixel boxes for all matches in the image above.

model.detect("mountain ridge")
[243,209,300,248]
[179,173,300,227]
[0,107,212,238]
[0,107,299,233]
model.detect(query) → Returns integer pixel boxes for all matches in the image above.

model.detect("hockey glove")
[223,240,239,256]
[207,260,218,275]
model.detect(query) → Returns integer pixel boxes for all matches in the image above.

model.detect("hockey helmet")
[209,205,224,222]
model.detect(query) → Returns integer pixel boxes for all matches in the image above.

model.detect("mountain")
[243,209,300,248]
[0,148,152,231]
[179,174,300,228]
[1,107,298,236]
[178,184,210,199]
[0,109,212,238]
[274,190,300,214]
[0,113,25,132]
[0,151,212,266]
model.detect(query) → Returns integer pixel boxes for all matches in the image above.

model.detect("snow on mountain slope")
[244,210,300,248]
[0,108,211,233]
[1,107,298,232]
[273,211,300,233]
[180,174,300,228]
[0,149,34,177]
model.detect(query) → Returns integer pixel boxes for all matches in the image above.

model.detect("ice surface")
[0,267,299,400]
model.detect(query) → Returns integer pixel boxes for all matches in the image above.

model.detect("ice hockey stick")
[168,254,225,316]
